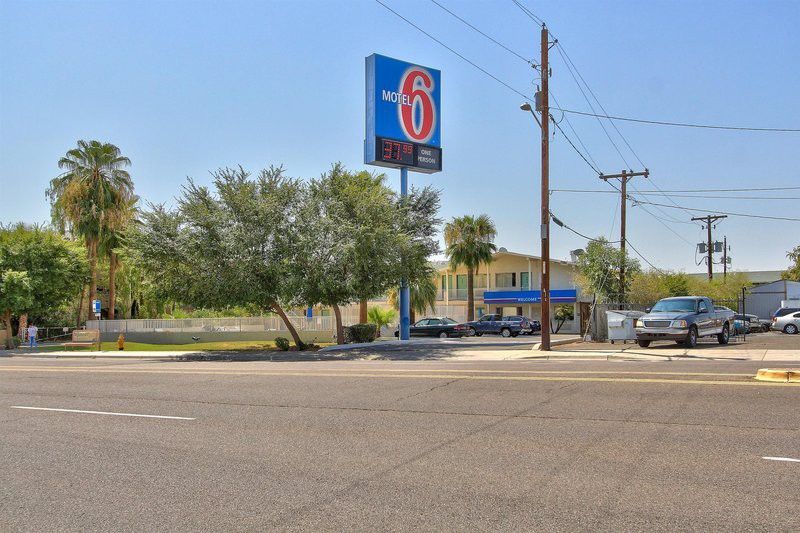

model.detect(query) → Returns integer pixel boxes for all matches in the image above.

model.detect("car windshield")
[441,318,458,325]
[650,299,697,313]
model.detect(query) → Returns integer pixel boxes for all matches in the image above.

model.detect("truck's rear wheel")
[637,340,651,348]
[717,324,730,345]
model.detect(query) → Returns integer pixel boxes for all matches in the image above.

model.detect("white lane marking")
[10,406,195,420]
[762,456,800,463]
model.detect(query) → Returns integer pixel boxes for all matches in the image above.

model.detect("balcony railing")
[437,286,535,301]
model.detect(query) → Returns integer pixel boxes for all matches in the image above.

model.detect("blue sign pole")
[399,166,411,341]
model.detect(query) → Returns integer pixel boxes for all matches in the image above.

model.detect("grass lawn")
[102,340,282,351]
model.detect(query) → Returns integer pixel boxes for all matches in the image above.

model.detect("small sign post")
[365,54,442,340]
[92,299,101,320]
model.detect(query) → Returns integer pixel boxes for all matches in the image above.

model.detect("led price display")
[380,139,414,166]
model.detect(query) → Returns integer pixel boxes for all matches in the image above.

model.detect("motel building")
[431,248,591,334]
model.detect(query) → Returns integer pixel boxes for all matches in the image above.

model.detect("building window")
[520,272,529,290]
[495,272,516,288]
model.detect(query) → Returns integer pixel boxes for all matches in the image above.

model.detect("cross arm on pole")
[599,169,649,181]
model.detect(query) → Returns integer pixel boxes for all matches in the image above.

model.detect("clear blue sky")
[2,0,798,273]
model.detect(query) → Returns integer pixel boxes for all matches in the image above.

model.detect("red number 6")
[399,68,436,143]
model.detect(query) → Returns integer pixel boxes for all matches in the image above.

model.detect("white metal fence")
[87,315,340,334]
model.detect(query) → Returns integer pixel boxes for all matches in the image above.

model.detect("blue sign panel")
[483,289,578,304]
[92,299,101,314]
[365,53,441,173]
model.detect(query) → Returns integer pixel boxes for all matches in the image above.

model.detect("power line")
[510,0,544,25]
[549,211,621,243]
[551,189,800,200]
[426,0,603,176]
[598,175,696,243]
[555,108,800,133]
[429,0,536,66]
[550,92,600,171]
[625,238,666,274]
[373,0,530,101]
[374,1,615,189]
[554,43,631,169]
[551,118,602,175]
[555,43,645,168]
[552,41,702,222]
[506,0,800,137]
[632,200,800,222]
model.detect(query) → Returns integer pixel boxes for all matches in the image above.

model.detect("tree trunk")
[3,310,15,349]
[271,302,304,349]
[108,252,117,320]
[410,308,416,324]
[359,299,368,324]
[87,238,98,322]
[332,303,344,345]
[467,268,475,321]
[76,284,86,328]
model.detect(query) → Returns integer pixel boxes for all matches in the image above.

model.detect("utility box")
[606,310,645,344]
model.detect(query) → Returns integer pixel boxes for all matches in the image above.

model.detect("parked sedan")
[772,311,800,334]
[394,317,468,338]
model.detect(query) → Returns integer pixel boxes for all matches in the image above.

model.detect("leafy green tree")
[0,225,88,348]
[127,166,306,347]
[444,214,497,321]
[782,245,800,281]
[0,271,33,348]
[552,304,574,334]
[687,272,751,301]
[575,238,641,302]
[628,271,690,304]
[367,306,397,338]
[47,140,134,322]
[293,164,440,343]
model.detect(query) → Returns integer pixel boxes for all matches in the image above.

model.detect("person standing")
[27,323,38,348]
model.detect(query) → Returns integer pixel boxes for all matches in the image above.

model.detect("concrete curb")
[531,337,583,351]
[755,368,800,383]
[9,352,195,360]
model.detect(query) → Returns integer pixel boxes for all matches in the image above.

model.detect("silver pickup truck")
[634,296,735,348]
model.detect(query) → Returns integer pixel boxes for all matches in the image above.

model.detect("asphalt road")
[1,357,798,531]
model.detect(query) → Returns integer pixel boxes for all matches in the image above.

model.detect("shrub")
[347,323,377,343]
[274,337,290,351]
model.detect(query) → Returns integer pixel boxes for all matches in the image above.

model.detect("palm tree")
[444,214,497,321]
[48,140,134,322]
[367,306,397,337]
[387,272,438,324]
[99,196,138,320]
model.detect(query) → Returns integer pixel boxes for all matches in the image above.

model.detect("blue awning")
[483,289,577,304]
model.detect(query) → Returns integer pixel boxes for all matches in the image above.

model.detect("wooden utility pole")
[540,23,551,351]
[599,169,648,300]
[692,214,727,280]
